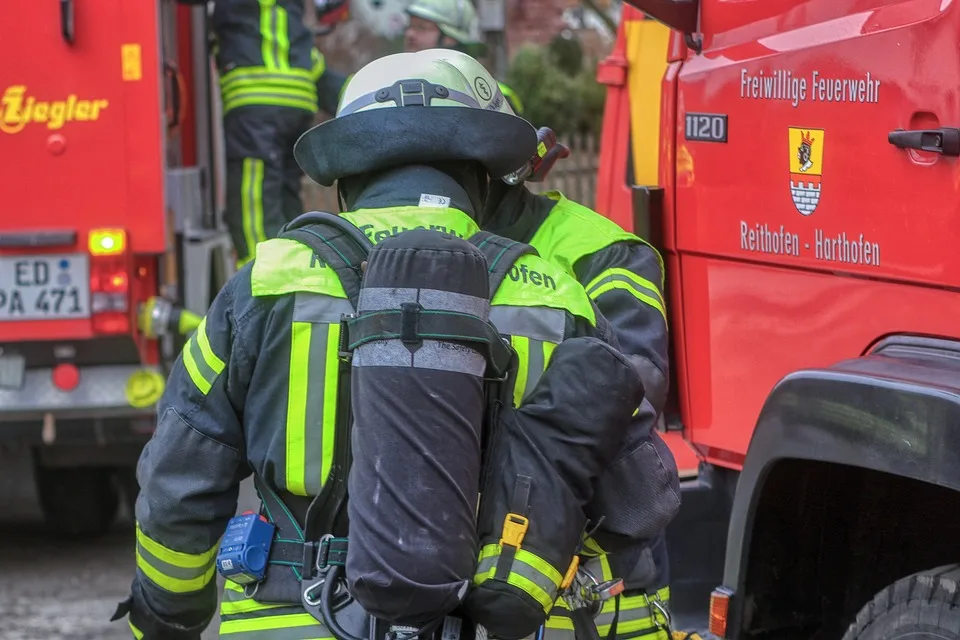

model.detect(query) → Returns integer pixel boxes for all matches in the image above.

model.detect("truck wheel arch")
[723,335,960,637]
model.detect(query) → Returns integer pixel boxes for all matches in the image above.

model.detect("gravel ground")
[0,450,704,639]
[0,450,259,640]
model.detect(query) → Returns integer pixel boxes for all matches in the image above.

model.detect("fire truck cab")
[0,1,231,538]
[595,0,960,637]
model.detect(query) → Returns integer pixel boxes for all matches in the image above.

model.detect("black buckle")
[302,539,320,580]
[339,313,355,362]
[400,302,422,346]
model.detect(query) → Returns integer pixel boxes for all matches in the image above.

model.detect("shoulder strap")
[467,231,539,296]
[279,211,374,309]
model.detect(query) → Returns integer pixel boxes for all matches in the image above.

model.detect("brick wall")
[505,0,580,53]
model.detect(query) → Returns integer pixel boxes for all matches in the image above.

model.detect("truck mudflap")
[0,364,165,422]
[719,335,960,635]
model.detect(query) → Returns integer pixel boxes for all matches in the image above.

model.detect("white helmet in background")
[406,0,482,45]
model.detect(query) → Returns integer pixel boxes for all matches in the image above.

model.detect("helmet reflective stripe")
[339,78,481,117]
[406,0,480,44]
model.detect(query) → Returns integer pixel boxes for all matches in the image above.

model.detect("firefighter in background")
[482,157,680,638]
[110,49,641,640]
[176,0,349,267]
[404,0,524,115]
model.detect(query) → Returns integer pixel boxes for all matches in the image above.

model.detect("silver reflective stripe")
[489,306,565,343]
[221,604,309,620]
[357,287,490,319]
[135,541,210,583]
[524,338,546,398]
[476,554,496,575]
[542,610,576,640]
[353,339,486,376]
[293,293,354,323]
[541,627,576,640]
[511,555,561,599]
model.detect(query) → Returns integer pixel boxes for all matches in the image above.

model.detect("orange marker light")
[709,586,734,637]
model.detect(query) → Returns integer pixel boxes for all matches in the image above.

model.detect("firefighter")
[482,178,680,639]
[176,0,349,267]
[403,0,524,115]
[110,49,646,640]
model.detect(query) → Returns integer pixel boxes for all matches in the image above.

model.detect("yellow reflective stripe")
[241,159,261,258]
[585,267,666,321]
[221,582,289,616]
[224,94,317,114]
[321,323,341,486]
[545,614,574,630]
[582,536,606,557]
[590,280,666,321]
[543,340,557,367]
[474,543,563,612]
[286,320,341,496]
[135,525,218,594]
[220,66,316,84]
[511,335,529,407]
[586,268,664,309]
[196,316,226,373]
[286,321,312,496]
[220,612,326,634]
[181,338,209,394]
[517,548,563,585]
[180,317,225,395]
[596,586,671,635]
[129,621,144,639]
[251,238,349,298]
[223,82,316,103]
[275,5,290,70]
[259,0,278,70]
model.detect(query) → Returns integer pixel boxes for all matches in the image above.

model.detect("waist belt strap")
[343,306,514,377]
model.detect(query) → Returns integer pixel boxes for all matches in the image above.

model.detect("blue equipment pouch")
[216,510,276,585]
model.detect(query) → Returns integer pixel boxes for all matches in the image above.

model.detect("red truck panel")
[673,0,960,463]
[0,0,165,255]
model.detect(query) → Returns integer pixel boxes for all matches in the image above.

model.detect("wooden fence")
[536,132,600,207]
[300,132,600,213]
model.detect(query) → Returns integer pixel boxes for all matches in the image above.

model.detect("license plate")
[0,253,90,321]
[0,353,25,390]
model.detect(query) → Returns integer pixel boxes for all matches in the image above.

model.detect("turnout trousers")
[223,104,316,266]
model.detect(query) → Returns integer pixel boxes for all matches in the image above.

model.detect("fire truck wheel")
[841,564,960,639]
[34,465,120,539]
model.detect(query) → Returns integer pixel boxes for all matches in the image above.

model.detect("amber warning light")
[709,586,734,637]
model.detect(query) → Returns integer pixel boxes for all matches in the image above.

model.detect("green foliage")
[504,37,605,136]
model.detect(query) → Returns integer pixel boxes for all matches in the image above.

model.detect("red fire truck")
[594,1,960,637]
[0,1,231,538]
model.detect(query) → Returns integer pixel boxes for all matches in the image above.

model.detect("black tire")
[842,565,960,639]
[34,465,120,539]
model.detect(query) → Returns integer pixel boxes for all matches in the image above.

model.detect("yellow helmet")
[294,49,536,187]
